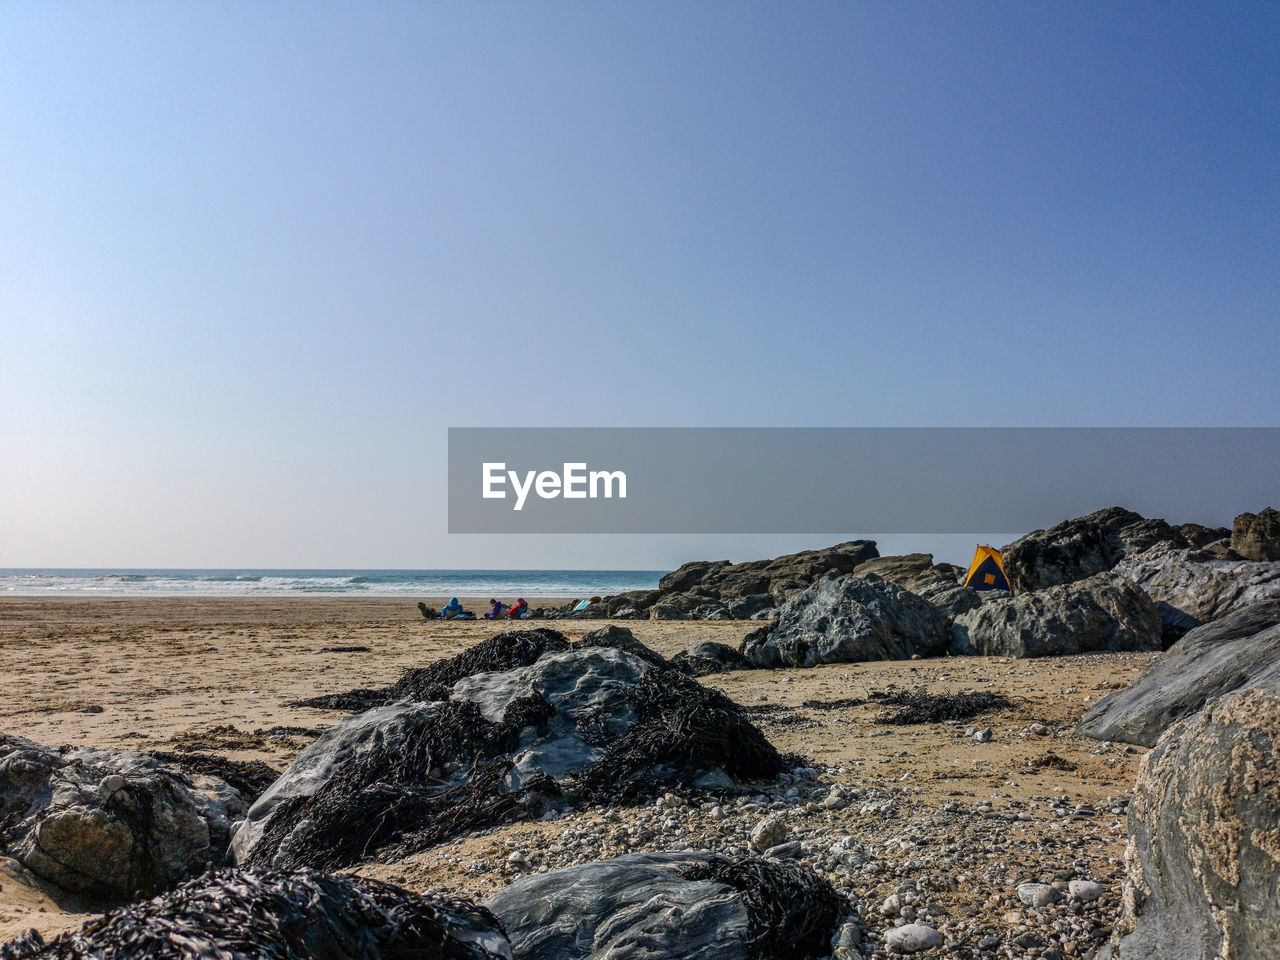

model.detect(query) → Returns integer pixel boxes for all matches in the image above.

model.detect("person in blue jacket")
[441,597,465,619]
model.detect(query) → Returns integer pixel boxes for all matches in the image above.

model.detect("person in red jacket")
[507,598,528,619]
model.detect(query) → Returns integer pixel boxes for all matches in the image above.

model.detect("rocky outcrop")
[739,576,950,668]
[235,640,785,870]
[1077,599,1280,746]
[949,574,1161,659]
[1103,684,1280,960]
[0,868,512,960]
[484,851,846,960]
[1232,507,1280,561]
[660,541,879,601]
[1001,507,1228,594]
[0,735,246,905]
[1111,542,1280,622]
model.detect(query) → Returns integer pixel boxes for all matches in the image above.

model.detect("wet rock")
[1111,542,1280,622]
[1232,507,1280,561]
[1104,683,1280,959]
[949,574,1161,658]
[740,576,950,668]
[0,868,511,959]
[484,850,844,960]
[1078,599,1280,746]
[0,734,245,905]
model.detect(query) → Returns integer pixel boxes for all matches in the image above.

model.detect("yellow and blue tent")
[963,545,1010,592]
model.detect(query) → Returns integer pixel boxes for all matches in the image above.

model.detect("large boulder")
[1111,542,1280,622]
[0,735,246,905]
[739,576,950,668]
[1102,684,1280,959]
[1077,600,1280,746]
[0,868,511,960]
[949,574,1161,658]
[484,851,846,960]
[1001,507,1225,593]
[235,642,786,870]
[1232,507,1280,561]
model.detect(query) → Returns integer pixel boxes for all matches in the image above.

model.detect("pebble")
[1017,882,1064,907]
[974,728,993,743]
[749,816,787,850]
[1069,879,1104,901]
[885,922,944,953]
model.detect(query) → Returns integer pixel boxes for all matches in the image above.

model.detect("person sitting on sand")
[483,598,508,619]
[441,597,466,619]
[507,597,528,619]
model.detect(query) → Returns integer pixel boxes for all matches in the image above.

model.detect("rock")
[1001,507,1220,593]
[0,734,246,905]
[749,816,787,850]
[1152,600,1201,649]
[740,576,950,668]
[884,922,944,953]
[1077,599,1280,746]
[973,728,992,743]
[1111,542,1280,622]
[671,641,752,677]
[1232,507,1280,561]
[235,641,786,870]
[1069,880,1103,901]
[1017,883,1062,907]
[0,868,512,960]
[1104,683,1280,959]
[484,850,844,960]
[949,574,1161,658]
[573,625,672,668]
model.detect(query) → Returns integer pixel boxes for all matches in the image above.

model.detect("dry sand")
[0,597,1154,953]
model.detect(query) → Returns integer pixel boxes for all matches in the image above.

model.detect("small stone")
[1069,879,1103,901]
[885,922,944,953]
[974,728,993,743]
[98,775,126,800]
[749,816,787,851]
[1017,882,1063,907]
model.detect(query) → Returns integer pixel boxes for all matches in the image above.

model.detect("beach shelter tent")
[963,545,1010,591]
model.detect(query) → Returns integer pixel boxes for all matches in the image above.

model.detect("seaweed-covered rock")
[0,735,245,905]
[949,574,1160,658]
[235,642,784,870]
[671,641,752,676]
[1103,684,1280,960]
[1001,507,1222,594]
[1077,599,1280,746]
[1232,507,1280,561]
[1112,543,1280,622]
[0,868,511,960]
[484,851,846,960]
[295,628,572,711]
[739,576,950,668]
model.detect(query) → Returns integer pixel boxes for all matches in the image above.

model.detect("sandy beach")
[0,597,1153,952]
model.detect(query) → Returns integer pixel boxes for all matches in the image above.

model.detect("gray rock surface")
[484,851,844,960]
[740,576,950,668]
[1001,507,1225,593]
[659,541,880,601]
[1231,507,1280,561]
[1077,599,1280,746]
[0,734,245,904]
[1111,542,1280,622]
[1104,683,1280,959]
[949,574,1161,658]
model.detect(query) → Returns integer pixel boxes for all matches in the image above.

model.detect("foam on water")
[0,569,664,598]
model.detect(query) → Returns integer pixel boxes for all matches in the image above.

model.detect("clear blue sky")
[2,2,1276,568]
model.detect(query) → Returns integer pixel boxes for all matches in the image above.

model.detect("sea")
[0,569,665,599]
